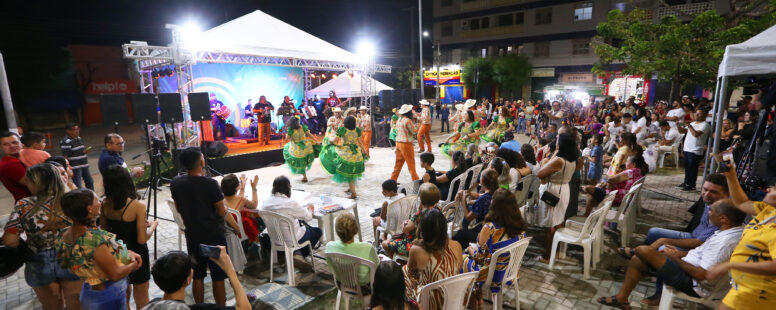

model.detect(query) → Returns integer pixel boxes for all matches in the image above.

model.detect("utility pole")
[418,0,424,99]
[435,42,441,104]
[404,6,416,90]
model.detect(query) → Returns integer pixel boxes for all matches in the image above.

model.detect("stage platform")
[207,134,323,174]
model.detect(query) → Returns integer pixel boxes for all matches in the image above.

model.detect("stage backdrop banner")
[158,63,303,131]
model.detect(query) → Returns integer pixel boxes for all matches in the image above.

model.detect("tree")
[492,54,532,98]
[461,57,495,98]
[391,68,420,89]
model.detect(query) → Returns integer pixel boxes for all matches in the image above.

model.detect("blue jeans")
[296,227,322,257]
[683,152,701,188]
[24,249,81,287]
[80,278,128,310]
[645,227,693,296]
[516,118,526,133]
[440,119,449,132]
[71,166,94,190]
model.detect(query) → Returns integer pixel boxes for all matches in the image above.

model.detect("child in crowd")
[419,152,439,184]
[586,134,604,184]
[371,179,405,242]
[381,183,441,259]
[19,131,51,167]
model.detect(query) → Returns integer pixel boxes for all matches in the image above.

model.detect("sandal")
[617,247,635,259]
[639,294,661,307]
[597,296,631,309]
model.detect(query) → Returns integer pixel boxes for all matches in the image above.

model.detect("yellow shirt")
[723,202,776,308]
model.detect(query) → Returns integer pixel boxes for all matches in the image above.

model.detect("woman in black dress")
[100,165,158,309]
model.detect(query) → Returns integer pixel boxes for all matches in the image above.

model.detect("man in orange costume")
[391,104,419,181]
[358,106,372,156]
[416,100,432,152]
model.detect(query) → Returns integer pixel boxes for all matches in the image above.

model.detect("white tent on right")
[308,73,393,98]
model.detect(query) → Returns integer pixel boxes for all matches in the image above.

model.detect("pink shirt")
[19,149,51,168]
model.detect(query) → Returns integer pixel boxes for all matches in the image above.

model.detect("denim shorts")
[24,249,81,287]
[80,278,128,310]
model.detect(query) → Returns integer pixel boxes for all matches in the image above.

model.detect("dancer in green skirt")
[440,110,481,157]
[283,117,317,182]
[481,106,514,144]
[319,116,367,199]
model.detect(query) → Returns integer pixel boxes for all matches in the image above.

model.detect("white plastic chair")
[549,196,613,279]
[567,191,617,267]
[658,145,680,168]
[375,195,418,245]
[631,177,646,216]
[166,199,186,251]
[442,200,466,238]
[658,278,730,310]
[513,174,535,206]
[259,210,316,286]
[481,237,532,310]
[397,180,422,196]
[326,253,377,310]
[442,172,468,202]
[462,163,483,190]
[226,208,248,242]
[418,271,478,310]
[605,183,643,247]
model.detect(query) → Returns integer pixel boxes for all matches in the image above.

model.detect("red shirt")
[0,156,31,201]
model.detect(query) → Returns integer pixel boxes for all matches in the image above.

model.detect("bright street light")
[423,31,429,37]
[357,41,376,59]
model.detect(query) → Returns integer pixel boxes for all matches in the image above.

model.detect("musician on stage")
[313,95,326,135]
[243,99,257,137]
[277,96,299,132]
[390,104,420,181]
[417,100,432,152]
[357,106,372,156]
[252,95,274,146]
[209,93,228,140]
[327,90,343,108]
[300,99,319,134]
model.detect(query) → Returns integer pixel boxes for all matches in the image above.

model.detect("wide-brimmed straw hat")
[419,99,430,106]
[398,104,413,115]
[359,105,367,110]
[332,107,342,113]
[464,99,476,109]
[455,104,464,110]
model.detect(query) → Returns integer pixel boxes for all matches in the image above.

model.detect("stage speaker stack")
[130,93,158,125]
[203,141,228,157]
[159,93,184,124]
[379,90,394,110]
[188,92,212,121]
[373,122,392,147]
[401,89,413,107]
[411,89,422,105]
[100,94,130,127]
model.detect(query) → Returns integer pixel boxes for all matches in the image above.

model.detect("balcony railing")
[656,1,714,18]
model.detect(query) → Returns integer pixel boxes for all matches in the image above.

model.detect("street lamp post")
[418,0,424,99]
[435,41,440,105]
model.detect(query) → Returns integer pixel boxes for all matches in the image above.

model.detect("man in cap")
[417,100,432,152]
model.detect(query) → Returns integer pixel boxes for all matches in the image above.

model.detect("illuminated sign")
[424,69,461,86]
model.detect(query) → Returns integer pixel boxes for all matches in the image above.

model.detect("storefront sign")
[86,80,136,94]
[561,73,594,83]
[424,69,461,86]
[531,68,555,77]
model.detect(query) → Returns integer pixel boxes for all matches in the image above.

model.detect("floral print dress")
[56,228,131,286]
[283,125,315,174]
[319,127,366,183]
[482,115,513,144]
[441,122,481,156]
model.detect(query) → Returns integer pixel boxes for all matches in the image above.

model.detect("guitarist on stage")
[209,93,230,141]
[252,95,274,146]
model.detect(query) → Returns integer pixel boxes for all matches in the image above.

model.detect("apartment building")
[431,0,730,101]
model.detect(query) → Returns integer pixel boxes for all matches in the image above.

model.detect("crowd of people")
[0,90,775,310]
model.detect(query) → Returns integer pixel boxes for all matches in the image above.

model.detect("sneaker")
[675,183,687,188]
[681,186,696,192]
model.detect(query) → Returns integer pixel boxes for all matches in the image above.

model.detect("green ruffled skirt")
[283,141,315,175]
[319,143,366,183]
[389,129,397,141]
[440,138,474,157]
[480,129,505,145]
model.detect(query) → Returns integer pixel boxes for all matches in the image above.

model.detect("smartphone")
[199,244,221,259]
[85,146,93,152]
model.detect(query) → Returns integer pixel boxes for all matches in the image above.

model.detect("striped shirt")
[420,107,431,124]
[357,114,371,132]
[395,116,418,143]
[60,135,89,169]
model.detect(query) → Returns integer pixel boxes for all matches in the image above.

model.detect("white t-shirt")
[683,121,711,155]
[632,117,647,141]
[509,168,519,192]
[607,122,624,140]
[664,128,681,146]
[666,108,685,129]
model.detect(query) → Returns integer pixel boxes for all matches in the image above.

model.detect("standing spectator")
[100,165,158,309]
[535,133,578,262]
[325,213,379,287]
[678,109,711,191]
[169,147,229,306]
[586,134,604,185]
[439,104,450,133]
[260,176,322,263]
[368,261,419,310]
[60,123,93,190]
[665,100,686,130]
[58,188,141,310]
[98,133,144,178]
[19,131,51,167]
[0,131,32,200]
[3,164,81,309]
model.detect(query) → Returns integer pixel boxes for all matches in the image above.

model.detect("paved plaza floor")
[0,121,709,310]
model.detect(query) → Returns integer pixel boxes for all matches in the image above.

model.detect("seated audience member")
[3,164,80,309]
[371,179,405,241]
[98,133,144,178]
[100,165,158,309]
[582,153,648,217]
[169,147,229,306]
[58,189,142,310]
[367,261,419,310]
[220,174,260,243]
[260,175,322,261]
[597,199,746,309]
[520,144,538,174]
[419,152,438,184]
[382,183,442,259]
[706,164,776,309]
[481,142,498,164]
[452,169,499,248]
[462,189,528,306]
[465,143,481,167]
[432,151,467,199]
[655,121,680,154]
[605,132,641,176]
[325,213,379,286]
[143,249,250,310]
[403,208,463,307]
[497,147,531,181]
[604,117,624,154]
[45,156,77,190]
[0,131,32,200]
[489,157,512,191]
[19,131,51,167]
[499,131,521,153]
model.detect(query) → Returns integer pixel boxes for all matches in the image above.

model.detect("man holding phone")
[170,147,229,306]
[678,109,711,191]
[60,123,93,189]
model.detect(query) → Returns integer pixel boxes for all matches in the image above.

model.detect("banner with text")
[424,69,462,86]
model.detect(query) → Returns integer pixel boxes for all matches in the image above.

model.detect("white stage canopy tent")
[717,24,776,78]
[308,74,393,98]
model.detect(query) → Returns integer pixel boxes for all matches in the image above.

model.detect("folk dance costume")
[417,100,432,152]
[323,108,344,146]
[389,111,399,142]
[357,106,372,156]
[391,104,420,181]
[441,121,481,156]
[319,127,367,183]
[282,123,315,175]
[481,114,513,144]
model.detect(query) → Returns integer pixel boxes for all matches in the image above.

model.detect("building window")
[574,2,593,21]
[515,12,524,25]
[468,18,480,30]
[470,48,479,58]
[536,8,553,25]
[441,0,453,7]
[441,23,453,36]
[572,38,591,55]
[498,14,514,27]
[534,41,550,57]
[507,46,513,54]
[481,48,487,58]
[462,0,477,2]
[481,17,490,29]
[612,2,626,12]
[441,50,452,63]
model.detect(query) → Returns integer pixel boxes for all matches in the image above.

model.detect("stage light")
[332,73,338,79]
[178,22,202,47]
[347,72,353,79]
[321,73,327,79]
[310,73,316,78]
[357,41,375,59]
[423,31,429,37]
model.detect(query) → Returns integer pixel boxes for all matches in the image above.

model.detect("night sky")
[0,0,433,66]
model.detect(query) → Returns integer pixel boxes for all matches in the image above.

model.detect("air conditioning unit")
[461,20,470,30]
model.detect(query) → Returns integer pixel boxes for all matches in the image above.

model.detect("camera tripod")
[143,139,174,259]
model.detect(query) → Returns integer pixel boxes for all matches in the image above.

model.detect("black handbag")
[539,160,564,207]
[0,238,31,280]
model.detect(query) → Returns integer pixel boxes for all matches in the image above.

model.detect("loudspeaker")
[189,92,212,121]
[379,90,394,110]
[159,93,184,123]
[401,89,412,107]
[413,89,422,104]
[130,93,158,125]
[100,94,130,126]
[203,141,228,157]
[373,122,392,147]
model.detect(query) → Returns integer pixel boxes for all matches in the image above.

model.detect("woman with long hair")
[605,132,641,176]
[283,116,317,182]
[433,151,468,199]
[583,153,648,217]
[462,189,528,306]
[440,110,482,157]
[100,165,158,309]
[521,144,538,174]
[319,115,367,198]
[2,164,82,310]
[367,261,419,310]
[535,133,578,262]
[482,106,514,144]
